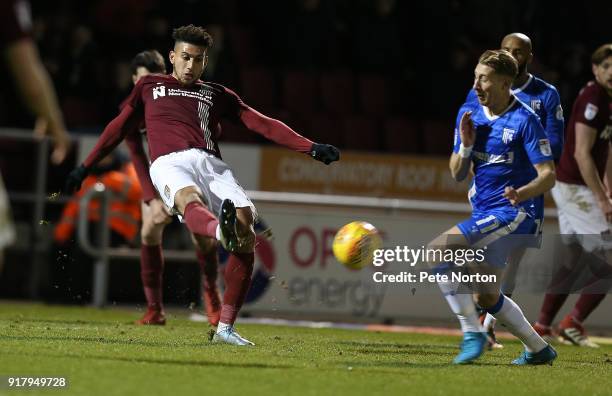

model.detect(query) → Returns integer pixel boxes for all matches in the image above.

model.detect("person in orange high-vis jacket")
[54,152,142,245]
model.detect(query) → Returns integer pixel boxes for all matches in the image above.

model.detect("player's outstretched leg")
[212,251,255,346]
[180,190,233,248]
[213,204,255,346]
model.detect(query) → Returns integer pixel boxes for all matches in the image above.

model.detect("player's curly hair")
[478,49,518,79]
[172,24,214,49]
[131,50,166,75]
[591,43,612,65]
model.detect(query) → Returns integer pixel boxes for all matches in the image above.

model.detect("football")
[332,221,383,270]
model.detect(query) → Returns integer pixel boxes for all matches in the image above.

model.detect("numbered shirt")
[453,97,553,214]
[557,80,612,185]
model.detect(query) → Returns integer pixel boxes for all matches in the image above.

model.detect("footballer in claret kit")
[63,24,340,346]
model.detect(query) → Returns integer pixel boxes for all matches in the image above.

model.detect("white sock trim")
[438,275,483,333]
[492,296,547,352]
[483,313,496,330]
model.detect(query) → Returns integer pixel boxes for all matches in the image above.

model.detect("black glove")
[310,143,340,165]
[63,164,89,194]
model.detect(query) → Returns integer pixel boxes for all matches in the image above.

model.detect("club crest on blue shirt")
[502,128,516,144]
[539,139,552,156]
[556,104,564,120]
[530,99,542,111]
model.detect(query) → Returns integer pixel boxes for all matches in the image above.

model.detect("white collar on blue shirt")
[483,97,517,121]
[510,73,533,95]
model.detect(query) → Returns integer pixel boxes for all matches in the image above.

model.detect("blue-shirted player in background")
[464,33,565,347]
[466,33,564,159]
[428,49,557,365]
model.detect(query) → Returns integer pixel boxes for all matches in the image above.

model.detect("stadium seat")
[228,25,256,66]
[282,71,318,117]
[61,97,101,129]
[358,74,388,116]
[383,117,421,153]
[319,70,355,115]
[240,68,277,112]
[308,113,344,148]
[422,119,453,156]
[342,116,381,151]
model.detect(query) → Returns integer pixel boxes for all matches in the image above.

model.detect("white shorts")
[551,181,612,252]
[149,148,256,220]
[0,173,16,250]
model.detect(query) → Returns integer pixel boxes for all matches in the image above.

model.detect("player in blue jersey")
[465,33,564,160]
[464,34,565,347]
[429,49,557,365]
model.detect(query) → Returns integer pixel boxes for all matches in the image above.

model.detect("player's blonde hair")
[478,49,518,79]
[591,43,612,65]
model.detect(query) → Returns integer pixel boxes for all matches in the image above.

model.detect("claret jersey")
[123,74,246,162]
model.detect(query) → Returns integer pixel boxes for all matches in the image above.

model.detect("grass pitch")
[0,302,611,396]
